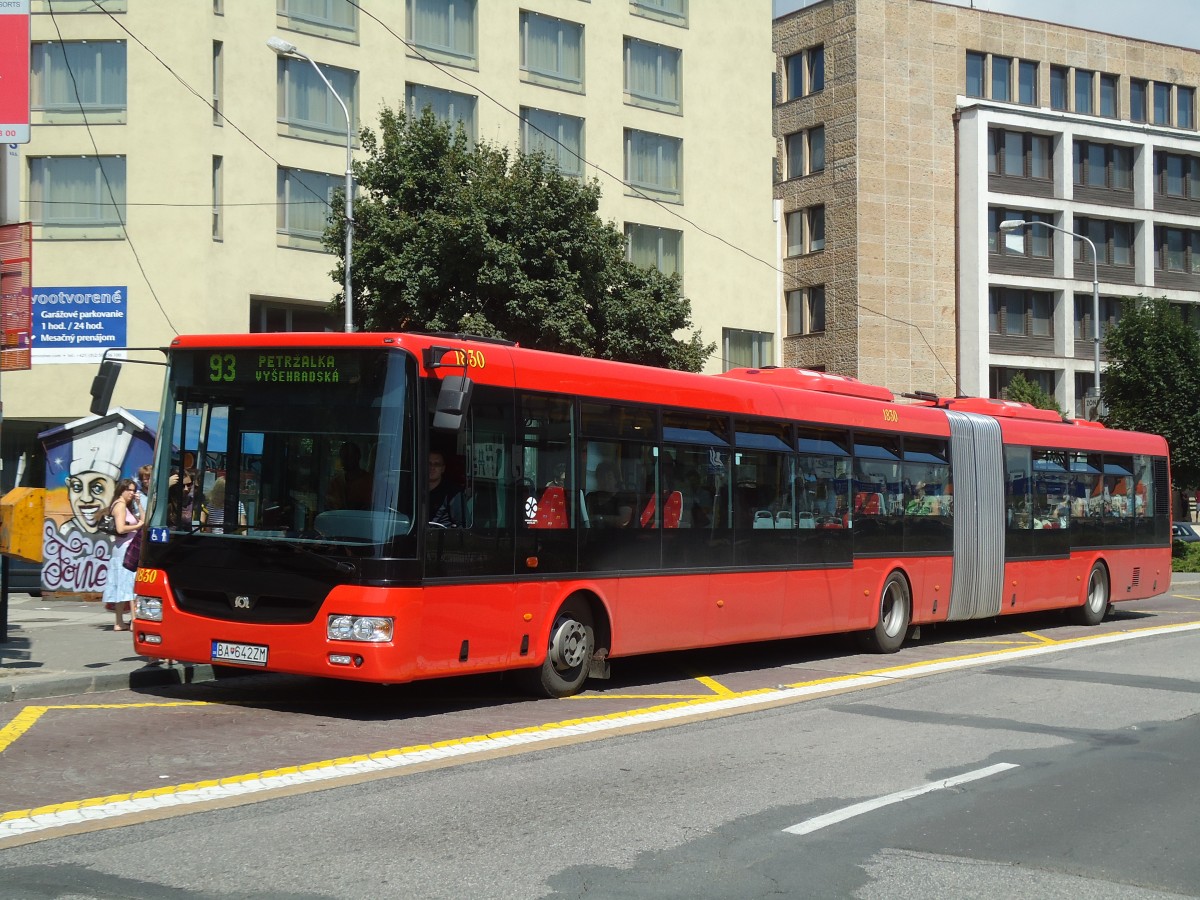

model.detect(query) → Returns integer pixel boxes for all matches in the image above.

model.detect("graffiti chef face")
[68,472,117,534]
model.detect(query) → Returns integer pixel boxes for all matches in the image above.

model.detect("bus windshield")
[151,347,416,552]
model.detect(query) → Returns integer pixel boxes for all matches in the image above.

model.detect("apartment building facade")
[774,0,1200,417]
[0,0,777,487]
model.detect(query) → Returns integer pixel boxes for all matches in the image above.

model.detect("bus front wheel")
[860,572,910,653]
[1071,562,1109,626]
[522,598,595,698]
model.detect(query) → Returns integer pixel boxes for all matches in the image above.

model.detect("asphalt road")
[0,588,1198,898]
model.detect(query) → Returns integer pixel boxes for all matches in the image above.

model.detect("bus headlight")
[327,615,393,642]
[134,596,163,621]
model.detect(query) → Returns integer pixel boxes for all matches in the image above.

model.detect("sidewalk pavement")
[0,593,216,703]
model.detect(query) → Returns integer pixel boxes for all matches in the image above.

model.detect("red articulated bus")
[122,332,1172,697]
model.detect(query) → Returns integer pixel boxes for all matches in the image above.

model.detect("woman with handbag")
[101,478,143,632]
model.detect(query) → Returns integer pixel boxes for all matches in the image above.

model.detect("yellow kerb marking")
[693,675,736,697]
[0,701,209,756]
[1022,631,1058,645]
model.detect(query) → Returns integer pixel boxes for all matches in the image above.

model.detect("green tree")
[324,107,713,371]
[1103,297,1200,488]
[1004,372,1061,413]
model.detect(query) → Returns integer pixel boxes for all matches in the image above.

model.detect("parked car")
[1172,521,1200,543]
[3,557,42,596]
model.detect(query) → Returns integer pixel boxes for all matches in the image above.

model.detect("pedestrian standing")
[101,478,143,631]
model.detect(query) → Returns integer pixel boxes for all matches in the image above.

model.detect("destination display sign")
[192,350,363,386]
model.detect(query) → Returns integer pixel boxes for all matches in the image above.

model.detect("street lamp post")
[998,218,1101,418]
[267,36,354,333]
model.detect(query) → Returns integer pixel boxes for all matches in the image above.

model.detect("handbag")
[97,511,118,535]
[122,527,144,571]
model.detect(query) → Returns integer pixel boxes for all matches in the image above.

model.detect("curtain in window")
[786,212,804,257]
[627,131,680,195]
[627,225,680,275]
[627,40,678,104]
[278,168,337,237]
[407,85,477,140]
[809,208,825,251]
[523,109,582,176]
[412,0,475,56]
[285,0,354,29]
[280,59,355,132]
[31,157,125,226]
[523,14,581,82]
[34,42,126,110]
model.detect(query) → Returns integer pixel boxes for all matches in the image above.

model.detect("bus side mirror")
[432,375,473,432]
[89,360,122,416]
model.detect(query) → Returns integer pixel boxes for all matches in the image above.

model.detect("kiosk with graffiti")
[37,410,155,594]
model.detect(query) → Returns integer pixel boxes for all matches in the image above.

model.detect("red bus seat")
[640,495,656,528]
[531,485,567,529]
[663,491,683,529]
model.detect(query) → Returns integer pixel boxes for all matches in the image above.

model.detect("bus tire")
[1071,561,1109,626]
[520,597,595,698]
[860,572,910,653]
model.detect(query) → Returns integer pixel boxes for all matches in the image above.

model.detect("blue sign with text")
[31,285,128,364]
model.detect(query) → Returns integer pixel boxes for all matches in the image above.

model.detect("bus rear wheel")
[521,598,595,698]
[1071,562,1109,626]
[860,572,910,653]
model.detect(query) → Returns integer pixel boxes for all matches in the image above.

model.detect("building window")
[277,0,357,35]
[251,299,337,333]
[212,156,223,241]
[1018,60,1038,105]
[212,40,223,125]
[625,223,682,276]
[277,166,340,243]
[1131,78,1148,123]
[1155,226,1200,274]
[989,288,1053,337]
[1074,218,1134,267]
[520,107,584,177]
[989,209,1052,259]
[519,11,583,90]
[624,38,681,112]
[276,57,357,139]
[407,0,477,63]
[1072,141,1133,191]
[785,286,825,336]
[1179,86,1195,129]
[784,125,824,179]
[723,328,773,370]
[624,129,682,200]
[630,0,687,27]
[988,129,1051,179]
[1100,73,1118,117]
[966,51,984,98]
[1154,83,1171,125]
[1155,151,1200,200]
[406,83,478,141]
[1074,295,1122,342]
[991,54,1012,102]
[31,41,127,114]
[1074,69,1094,115]
[29,156,126,233]
[992,367,1055,401]
[785,205,825,256]
[1050,65,1068,111]
[785,44,823,101]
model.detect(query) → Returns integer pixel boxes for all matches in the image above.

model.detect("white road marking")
[783,762,1020,835]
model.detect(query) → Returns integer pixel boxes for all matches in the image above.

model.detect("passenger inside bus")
[326,441,372,510]
[428,450,464,527]
[586,461,634,528]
